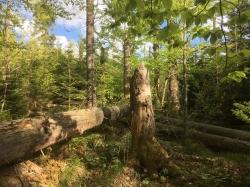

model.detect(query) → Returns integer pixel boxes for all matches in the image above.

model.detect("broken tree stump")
[130,64,178,173]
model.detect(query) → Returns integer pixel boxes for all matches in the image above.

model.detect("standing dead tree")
[130,63,179,173]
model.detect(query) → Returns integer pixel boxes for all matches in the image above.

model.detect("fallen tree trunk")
[157,124,250,153]
[0,105,129,167]
[157,116,250,142]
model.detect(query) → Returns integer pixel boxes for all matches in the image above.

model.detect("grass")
[59,157,84,187]
[27,123,250,187]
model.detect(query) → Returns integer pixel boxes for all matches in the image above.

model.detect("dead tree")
[130,64,178,173]
[157,116,250,142]
[157,123,250,153]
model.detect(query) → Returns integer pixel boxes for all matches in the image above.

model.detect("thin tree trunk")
[153,44,161,105]
[86,0,96,107]
[1,83,8,112]
[0,0,11,113]
[67,60,71,111]
[161,78,168,108]
[213,17,219,93]
[182,32,188,133]
[168,64,180,114]
[123,38,131,100]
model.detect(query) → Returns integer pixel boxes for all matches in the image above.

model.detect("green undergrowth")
[34,122,250,187]
[54,124,134,187]
[159,137,250,186]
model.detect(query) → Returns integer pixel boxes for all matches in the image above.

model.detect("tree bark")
[157,116,250,142]
[130,64,155,149]
[168,64,180,114]
[86,0,96,107]
[182,30,188,134]
[123,38,131,100]
[157,123,250,153]
[0,0,11,113]
[160,78,168,108]
[153,44,161,106]
[130,64,176,173]
[0,105,129,167]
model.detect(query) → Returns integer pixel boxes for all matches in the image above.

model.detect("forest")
[0,0,249,186]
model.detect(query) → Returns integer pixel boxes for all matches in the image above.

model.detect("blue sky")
[17,2,207,54]
[50,24,82,42]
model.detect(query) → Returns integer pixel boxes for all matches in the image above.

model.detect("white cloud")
[15,19,37,41]
[54,35,79,57]
[54,0,107,37]
[136,42,153,58]
[54,2,86,36]
[205,16,229,32]
[55,35,70,49]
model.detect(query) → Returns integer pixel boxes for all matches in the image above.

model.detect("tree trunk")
[123,38,131,100]
[153,44,161,106]
[130,64,155,150]
[86,0,96,107]
[160,78,168,108]
[0,105,129,167]
[0,0,11,113]
[157,123,250,153]
[168,64,180,114]
[157,116,250,142]
[130,64,178,173]
[182,31,188,134]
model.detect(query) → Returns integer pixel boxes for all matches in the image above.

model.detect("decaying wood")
[0,105,129,167]
[130,64,178,173]
[157,116,250,142]
[157,123,250,153]
[130,63,156,149]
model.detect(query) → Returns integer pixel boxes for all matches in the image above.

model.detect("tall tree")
[123,38,131,99]
[168,63,180,114]
[86,0,96,107]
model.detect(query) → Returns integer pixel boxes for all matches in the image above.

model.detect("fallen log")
[157,124,250,153]
[0,105,129,167]
[157,116,250,142]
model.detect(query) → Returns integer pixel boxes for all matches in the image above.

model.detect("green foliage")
[223,71,247,83]
[59,157,83,187]
[232,101,250,124]
[97,60,123,105]
[0,110,11,121]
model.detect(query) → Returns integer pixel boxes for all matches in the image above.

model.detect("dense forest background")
[0,0,249,126]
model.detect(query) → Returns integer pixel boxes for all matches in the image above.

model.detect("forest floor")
[1,121,250,187]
